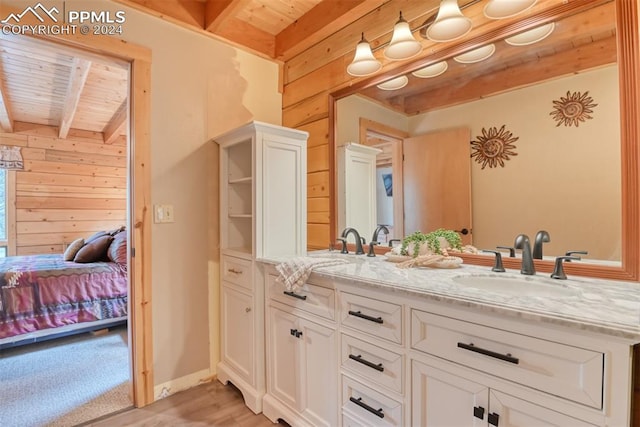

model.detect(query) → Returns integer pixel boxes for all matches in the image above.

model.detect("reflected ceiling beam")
[59,58,91,138]
[0,60,13,133]
[402,36,617,115]
[103,101,128,145]
[275,0,387,61]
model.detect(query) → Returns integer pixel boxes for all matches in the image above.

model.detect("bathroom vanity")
[259,254,640,426]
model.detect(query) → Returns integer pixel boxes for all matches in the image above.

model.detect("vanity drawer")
[342,375,403,427]
[221,255,252,290]
[340,292,403,344]
[267,273,336,320]
[341,333,403,393]
[411,309,604,409]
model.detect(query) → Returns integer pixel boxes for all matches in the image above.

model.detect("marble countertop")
[260,251,640,341]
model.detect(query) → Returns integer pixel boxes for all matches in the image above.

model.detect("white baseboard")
[153,368,213,401]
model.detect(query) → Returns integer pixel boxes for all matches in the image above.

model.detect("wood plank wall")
[280,0,569,249]
[0,121,127,255]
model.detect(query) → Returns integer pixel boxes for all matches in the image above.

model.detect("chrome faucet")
[533,230,550,260]
[367,225,390,257]
[341,227,365,255]
[514,234,535,275]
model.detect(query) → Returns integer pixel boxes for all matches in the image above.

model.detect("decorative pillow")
[63,238,85,261]
[85,230,108,244]
[74,235,113,263]
[107,231,128,265]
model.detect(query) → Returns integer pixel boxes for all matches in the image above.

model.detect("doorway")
[0,19,153,411]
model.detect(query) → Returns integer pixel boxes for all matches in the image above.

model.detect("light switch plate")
[154,204,175,223]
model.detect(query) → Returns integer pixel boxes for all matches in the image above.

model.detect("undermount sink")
[452,274,580,297]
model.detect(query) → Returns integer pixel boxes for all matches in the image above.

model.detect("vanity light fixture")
[426,0,473,42]
[505,22,555,46]
[376,75,409,91]
[453,44,496,63]
[412,61,449,78]
[347,33,383,77]
[484,0,538,19]
[384,11,423,60]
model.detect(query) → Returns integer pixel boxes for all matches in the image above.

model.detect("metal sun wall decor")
[470,125,519,169]
[550,90,598,127]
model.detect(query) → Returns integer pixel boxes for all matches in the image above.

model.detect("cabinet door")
[299,317,338,427]
[268,307,300,410]
[489,390,598,427]
[412,360,488,427]
[258,136,306,258]
[221,285,254,383]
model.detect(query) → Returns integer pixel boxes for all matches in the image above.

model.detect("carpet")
[0,326,132,427]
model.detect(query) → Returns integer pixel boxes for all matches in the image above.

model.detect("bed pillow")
[74,235,113,263]
[107,231,127,265]
[85,230,108,243]
[63,238,85,261]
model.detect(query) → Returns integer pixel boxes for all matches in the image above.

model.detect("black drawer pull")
[473,406,485,420]
[348,310,383,324]
[349,354,384,372]
[283,291,307,301]
[349,397,384,419]
[488,412,500,426]
[457,342,519,365]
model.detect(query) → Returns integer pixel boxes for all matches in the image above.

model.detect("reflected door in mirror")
[403,127,473,245]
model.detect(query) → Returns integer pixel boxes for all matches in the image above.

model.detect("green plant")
[400,229,463,257]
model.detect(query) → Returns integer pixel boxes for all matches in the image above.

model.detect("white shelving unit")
[214,121,308,413]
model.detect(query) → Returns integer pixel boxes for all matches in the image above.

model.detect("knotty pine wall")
[0,121,126,256]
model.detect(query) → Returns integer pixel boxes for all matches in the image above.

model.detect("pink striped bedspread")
[0,254,127,340]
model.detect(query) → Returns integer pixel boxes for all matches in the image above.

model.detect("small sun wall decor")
[470,125,519,170]
[550,90,598,127]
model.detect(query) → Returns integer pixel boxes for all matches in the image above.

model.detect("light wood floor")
[86,381,278,426]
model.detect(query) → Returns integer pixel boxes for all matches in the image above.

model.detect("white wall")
[408,65,620,260]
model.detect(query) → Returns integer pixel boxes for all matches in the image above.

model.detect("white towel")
[275,257,347,292]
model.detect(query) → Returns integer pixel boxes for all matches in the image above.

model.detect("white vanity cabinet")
[263,272,339,427]
[260,261,637,426]
[214,121,307,413]
[412,359,597,427]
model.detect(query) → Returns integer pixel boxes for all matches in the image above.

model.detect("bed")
[0,253,128,349]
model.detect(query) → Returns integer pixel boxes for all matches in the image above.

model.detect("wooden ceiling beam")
[0,60,14,133]
[215,16,276,58]
[275,0,388,61]
[205,0,252,32]
[103,101,128,144]
[59,58,91,139]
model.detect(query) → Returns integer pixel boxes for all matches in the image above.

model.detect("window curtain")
[0,146,23,170]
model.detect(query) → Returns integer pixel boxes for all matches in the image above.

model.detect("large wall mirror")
[330,0,640,281]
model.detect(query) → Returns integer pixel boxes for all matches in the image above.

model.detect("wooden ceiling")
[114,0,389,60]
[0,34,129,142]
